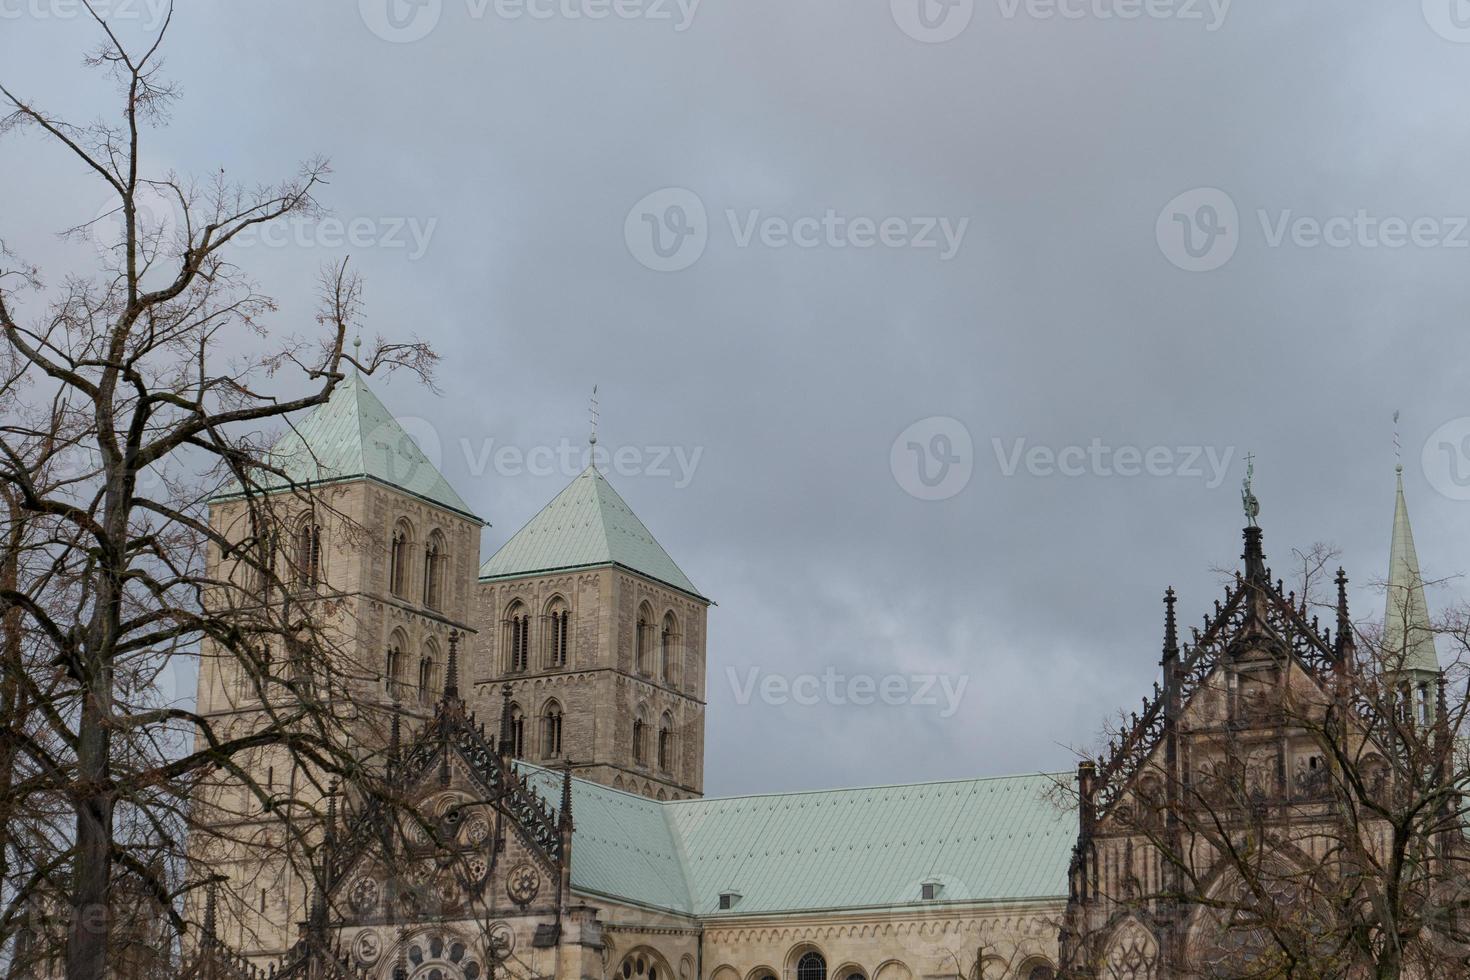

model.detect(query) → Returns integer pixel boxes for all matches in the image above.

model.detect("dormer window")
[718,891,741,910]
[921,880,943,901]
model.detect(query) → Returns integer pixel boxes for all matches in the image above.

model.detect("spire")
[498,684,515,761]
[442,630,460,702]
[1161,587,1179,663]
[1335,567,1356,664]
[325,779,338,846]
[389,699,402,770]
[1386,465,1439,675]
[560,761,574,832]
[203,881,218,940]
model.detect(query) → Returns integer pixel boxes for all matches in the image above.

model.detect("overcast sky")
[5,0,1470,797]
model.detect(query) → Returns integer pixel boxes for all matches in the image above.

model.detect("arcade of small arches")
[700,945,1056,980]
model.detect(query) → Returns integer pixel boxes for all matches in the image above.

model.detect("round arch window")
[620,953,665,980]
[796,952,827,980]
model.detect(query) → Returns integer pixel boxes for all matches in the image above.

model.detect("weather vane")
[588,384,600,448]
[1241,452,1260,527]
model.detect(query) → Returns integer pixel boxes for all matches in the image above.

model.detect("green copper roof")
[523,768,1073,917]
[479,467,704,599]
[215,374,479,522]
[1386,467,1439,675]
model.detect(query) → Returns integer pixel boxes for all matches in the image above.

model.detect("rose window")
[405,933,483,980]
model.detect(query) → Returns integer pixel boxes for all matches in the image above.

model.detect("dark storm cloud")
[5,0,1470,795]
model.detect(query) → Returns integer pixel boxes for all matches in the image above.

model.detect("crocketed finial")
[443,630,460,702]
[498,684,515,759]
[203,881,218,939]
[1162,587,1179,663]
[1335,567,1354,660]
[389,699,402,768]
[560,761,574,831]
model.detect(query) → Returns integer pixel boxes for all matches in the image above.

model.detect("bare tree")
[0,7,435,978]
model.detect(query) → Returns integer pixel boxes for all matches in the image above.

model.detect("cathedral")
[183,374,1458,980]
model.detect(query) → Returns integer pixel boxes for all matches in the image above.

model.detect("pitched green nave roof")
[522,768,1075,918]
[213,374,479,522]
[479,466,704,600]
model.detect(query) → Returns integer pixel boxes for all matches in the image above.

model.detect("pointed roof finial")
[351,333,362,375]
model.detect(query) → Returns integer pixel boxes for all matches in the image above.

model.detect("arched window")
[509,703,525,759]
[658,713,674,773]
[542,700,564,759]
[636,602,654,675]
[1025,965,1056,980]
[385,630,408,700]
[796,952,826,980]
[545,597,570,668]
[660,611,678,684]
[505,601,530,672]
[632,708,649,766]
[389,520,412,597]
[418,640,439,705]
[423,529,447,610]
[294,518,321,588]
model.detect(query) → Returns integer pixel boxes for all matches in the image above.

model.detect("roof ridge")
[669,770,1072,806]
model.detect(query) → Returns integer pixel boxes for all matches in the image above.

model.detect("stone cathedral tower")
[189,375,708,965]
[472,465,710,800]
[189,373,484,962]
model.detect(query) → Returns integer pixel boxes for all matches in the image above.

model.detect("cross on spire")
[588,384,600,449]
